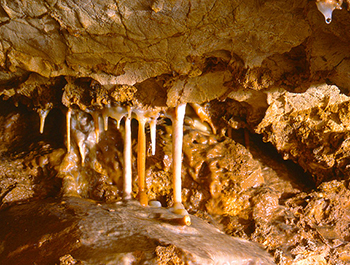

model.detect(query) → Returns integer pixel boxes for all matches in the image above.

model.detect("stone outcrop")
[0,197,274,265]
[0,0,312,107]
[257,84,350,184]
[2,0,350,264]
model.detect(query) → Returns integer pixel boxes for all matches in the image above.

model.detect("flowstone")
[0,197,274,265]
[2,0,350,264]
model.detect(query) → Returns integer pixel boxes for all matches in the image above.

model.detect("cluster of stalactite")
[36,99,216,226]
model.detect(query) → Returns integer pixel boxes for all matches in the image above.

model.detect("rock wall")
[2,0,350,264]
[0,0,312,106]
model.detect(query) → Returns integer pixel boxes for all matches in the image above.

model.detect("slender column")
[171,103,191,225]
[66,108,72,152]
[172,103,186,206]
[39,109,50,134]
[150,117,157,156]
[91,112,101,142]
[137,116,148,206]
[123,108,132,200]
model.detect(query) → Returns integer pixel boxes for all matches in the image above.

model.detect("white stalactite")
[316,0,342,24]
[123,107,132,200]
[150,116,158,156]
[109,106,127,129]
[38,109,50,134]
[134,109,148,206]
[172,103,186,208]
[66,108,72,153]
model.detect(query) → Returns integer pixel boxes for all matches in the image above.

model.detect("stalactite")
[66,108,72,153]
[134,109,149,206]
[123,107,132,200]
[102,105,110,131]
[63,101,205,226]
[76,130,86,165]
[149,115,159,156]
[90,112,101,142]
[108,106,128,129]
[171,103,187,214]
[316,0,343,24]
[102,105,129,131]
[38,108,51,134]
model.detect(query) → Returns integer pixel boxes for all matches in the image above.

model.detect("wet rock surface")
[1,0,350,264]
[0,0,311,91]
[0,197,274,265]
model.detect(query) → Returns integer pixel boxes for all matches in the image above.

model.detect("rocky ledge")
[0,197,274,265]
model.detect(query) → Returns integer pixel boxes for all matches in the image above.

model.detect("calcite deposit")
[0,197,275,265]
[2,0,350,264]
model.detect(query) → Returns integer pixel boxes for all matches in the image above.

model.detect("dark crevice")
[229,128,316,191]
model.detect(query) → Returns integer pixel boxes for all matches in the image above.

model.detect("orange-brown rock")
[2,0,350,264]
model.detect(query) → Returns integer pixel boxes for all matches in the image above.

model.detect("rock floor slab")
[0,197,274,265]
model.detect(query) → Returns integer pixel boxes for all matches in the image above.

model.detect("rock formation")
[1,0,350,264]
[0,197,275,265]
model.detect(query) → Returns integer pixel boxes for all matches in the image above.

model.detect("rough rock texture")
[0,0,310,89]
[0,0,313,108]
[256,179,350,265]
[2,0,350,264]
[257,84,350,184]
[0,197,274,265]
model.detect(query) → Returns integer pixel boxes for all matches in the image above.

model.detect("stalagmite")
[38,109,51,134]
[171,103,188,215]
[66,108,72,153]
[123,107,132,200]
[134,110,149,206]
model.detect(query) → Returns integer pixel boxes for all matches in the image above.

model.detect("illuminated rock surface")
[1,0,350,264]
[0,197,274,265]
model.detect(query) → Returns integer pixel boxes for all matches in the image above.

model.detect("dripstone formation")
[1,0,350,264]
